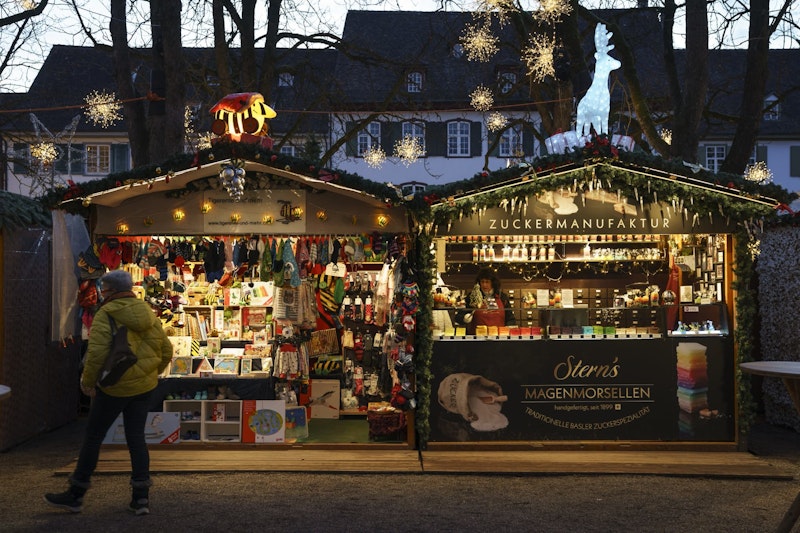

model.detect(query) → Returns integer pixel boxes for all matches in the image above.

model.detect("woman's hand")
[81,383,96,398]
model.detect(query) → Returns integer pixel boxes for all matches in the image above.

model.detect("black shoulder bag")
[98,315,138,387]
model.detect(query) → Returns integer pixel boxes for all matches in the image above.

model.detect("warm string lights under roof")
[83,90,123,128]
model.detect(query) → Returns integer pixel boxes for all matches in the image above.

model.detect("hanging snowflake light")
[460,23,499,62]
[195,132,213,151]
[522,34,556,82]
[474,0,516,25]
[744,161,773,184]
[533,0,573,23]
[660,129,672,145]
[394,135,425,167]
[17,0,37,9]
[83,90,122,128]
[470,85,494,112]
[219,159,247,201]
[363,145,387,169]
[30,142,58,165]
[486,111,508,132]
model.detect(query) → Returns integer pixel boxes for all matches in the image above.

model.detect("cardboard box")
[103,412,180,444]
[241,400,286,443]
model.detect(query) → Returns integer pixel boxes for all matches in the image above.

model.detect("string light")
[744,161,773,184]
[83,90,122,128]
[533,0,573,23]
[460,23,499,62]
[522,34,557,82]
[363,145,386,168]
[394,135,425,167]
[470,85,494,112]
[486,111,508,132]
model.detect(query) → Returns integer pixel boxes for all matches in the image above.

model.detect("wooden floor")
[56,447,791,479]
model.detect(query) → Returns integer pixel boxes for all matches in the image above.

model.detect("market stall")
[416,157,783,450]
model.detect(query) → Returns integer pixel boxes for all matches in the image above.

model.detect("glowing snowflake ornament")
[30,142,58,165]
[486,112,508,132]
[660,129,672,145]
[363,145,387,169]
[394,135,425,167]
[533,0,572,23]
[470,85,494,112]
[461,23,499,62]
[522,34,556,82]
[744,161,773,184]
[83,90,122,128]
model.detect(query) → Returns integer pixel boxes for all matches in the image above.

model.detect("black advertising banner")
[429,337,734,442]
[445,193,732,236]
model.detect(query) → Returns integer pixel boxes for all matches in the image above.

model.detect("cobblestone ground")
[3,419,800,533]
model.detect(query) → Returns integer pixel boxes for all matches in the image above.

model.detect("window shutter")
[790,146,800,177]
[382,122,402,155]
[426,122,446,157]
[470,121,482,157]
[71,144,85,174]
[111,144,130,173]
[696,146,707,168]
[522,129,534,157]
[756,145,767,163]
[12,143,28,173]
[344,122,357,157]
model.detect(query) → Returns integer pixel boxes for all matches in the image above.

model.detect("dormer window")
[407,71,424,93]
[498,70,517,94]
[452,44,464,58]
[278,73,294,87]
[764,94,780,120]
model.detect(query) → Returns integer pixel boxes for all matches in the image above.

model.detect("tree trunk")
[671,0,708,162]
[148,0,185,163]
[258,0,282,104]
[110,0,149,167]
[213,0,234,96]
[719,0,770,175]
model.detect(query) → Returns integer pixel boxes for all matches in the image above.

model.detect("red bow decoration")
[423,194,439,205]
[776,202,795,215]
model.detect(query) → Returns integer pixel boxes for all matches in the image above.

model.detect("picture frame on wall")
[680,285,694,303]
[169,356,192,376]
[214,357,240,375]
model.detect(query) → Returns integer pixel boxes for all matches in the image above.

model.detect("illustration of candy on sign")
[248,409,284,436]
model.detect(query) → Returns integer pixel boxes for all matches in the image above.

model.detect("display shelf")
[162,399,242,443]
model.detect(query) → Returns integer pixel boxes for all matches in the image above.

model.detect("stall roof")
[80,158,390,209]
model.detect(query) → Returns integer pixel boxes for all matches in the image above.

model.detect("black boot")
[44,484,86,513]
[129,487,149,515]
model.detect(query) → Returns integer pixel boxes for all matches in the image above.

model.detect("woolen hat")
[101,270,134,292]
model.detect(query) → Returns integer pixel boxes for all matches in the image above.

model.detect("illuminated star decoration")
[533,0,573,23]
[83,90,123,128]
[522,34,557,82]
[744,161,773,184]
[470,85,494,112]
[486,111,508,132]
[363,145,387,169]
[394,135,425,167]
[660,129,672,145]
[30,142,58,165]
[461,23,499,62]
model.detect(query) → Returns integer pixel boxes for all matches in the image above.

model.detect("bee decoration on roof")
[210,92,276,148]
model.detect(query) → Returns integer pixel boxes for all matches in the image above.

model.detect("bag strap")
[108,314,118,335]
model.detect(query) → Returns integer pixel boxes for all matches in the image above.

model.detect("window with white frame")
[705,145,726,173]
[280,145,297,156]
[85,144,110,174]
[498,71,517,94]
[764,95,780,120]
[278,73,294,87]
[407,71,423,93]
[499,125,523,157]
[402,121,426,152]
[447,121,470,156]
[357,122,381,156]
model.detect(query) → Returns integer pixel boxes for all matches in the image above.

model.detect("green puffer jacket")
[81,295,173,397]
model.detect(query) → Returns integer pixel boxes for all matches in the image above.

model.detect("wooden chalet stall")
[413,154,786,451]
[79,149,417,448]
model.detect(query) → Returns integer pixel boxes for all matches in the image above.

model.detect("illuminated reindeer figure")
[575,23,620,138]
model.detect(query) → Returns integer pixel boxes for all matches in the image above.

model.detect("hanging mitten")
[296,237,310,279]
[330,238,342,264]
[259,237,273,281]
